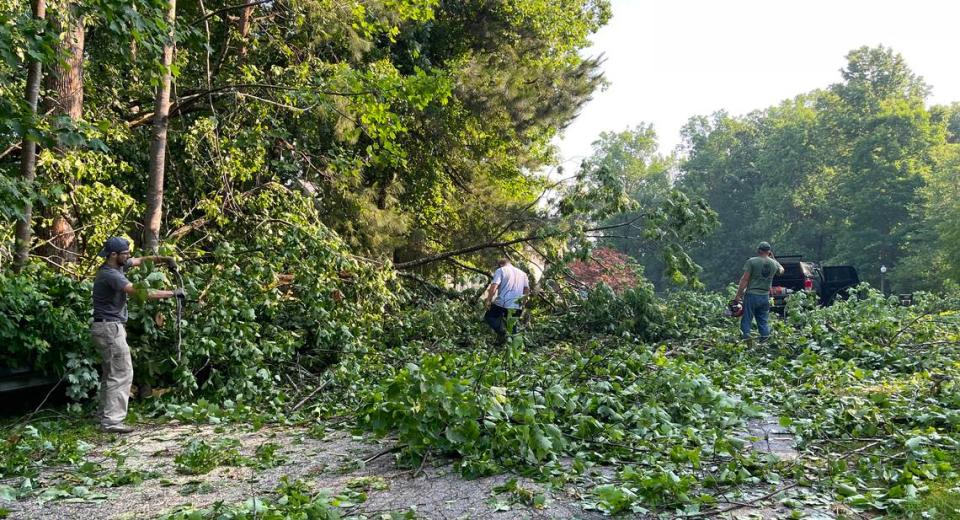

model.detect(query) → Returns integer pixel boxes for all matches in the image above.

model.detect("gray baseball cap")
[757,241,772,251]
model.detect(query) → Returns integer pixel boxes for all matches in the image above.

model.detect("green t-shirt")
[743,256,783,295]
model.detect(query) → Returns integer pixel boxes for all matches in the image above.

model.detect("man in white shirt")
[483,258,530,345]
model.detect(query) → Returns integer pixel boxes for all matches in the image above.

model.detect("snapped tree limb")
[394,214,647,270]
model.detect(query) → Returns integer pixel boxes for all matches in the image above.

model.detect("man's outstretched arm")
[128,255,177,269]
[770,252,784,274]
[122,283,182,300]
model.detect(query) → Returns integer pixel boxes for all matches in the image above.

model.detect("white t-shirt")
[492,264,529,309]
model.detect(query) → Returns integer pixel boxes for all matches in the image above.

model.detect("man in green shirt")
[734,241,784,342]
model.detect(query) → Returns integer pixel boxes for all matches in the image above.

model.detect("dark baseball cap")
[99,237,131,258]
[757,241,772,251]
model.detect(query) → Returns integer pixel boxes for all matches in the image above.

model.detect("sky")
[555,0,960,167]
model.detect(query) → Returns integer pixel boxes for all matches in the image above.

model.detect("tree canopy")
[662,46,958,293]
[0,0,623,274]
[2,8,960,517]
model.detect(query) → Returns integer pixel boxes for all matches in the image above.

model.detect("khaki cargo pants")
[90,322,132,427]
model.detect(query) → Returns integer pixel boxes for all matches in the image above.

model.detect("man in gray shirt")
[483,258,530,345]
[92,237,182,433]
[734,241,784,343]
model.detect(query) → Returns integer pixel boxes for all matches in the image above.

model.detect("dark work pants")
[484,304,523,343]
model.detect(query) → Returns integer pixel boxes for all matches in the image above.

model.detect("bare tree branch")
[444,257,492,279]
[0,142,21,160]
[395,214,648,270]
[126,83,383,128]
[190,0,273,26]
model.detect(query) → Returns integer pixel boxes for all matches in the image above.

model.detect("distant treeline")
[593,46,960,294]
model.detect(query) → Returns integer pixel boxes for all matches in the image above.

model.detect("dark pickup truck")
[769,255,860,315]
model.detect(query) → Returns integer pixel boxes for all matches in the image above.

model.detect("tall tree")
[753,93,835,260]
[826,46,938,284]
[13,0,46,272]
[38,0,86,266]
[582,125,674,286]
[237,1,253,59]
[677,111,764,289]
[143,0,176,253]
[45,2,83,121]
[898,105,960,290]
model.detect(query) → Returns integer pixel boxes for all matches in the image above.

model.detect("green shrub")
[0,268,96,400]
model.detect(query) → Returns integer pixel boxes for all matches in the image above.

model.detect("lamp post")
[880,265,887,295]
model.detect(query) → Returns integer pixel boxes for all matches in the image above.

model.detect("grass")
[898,482,960,519]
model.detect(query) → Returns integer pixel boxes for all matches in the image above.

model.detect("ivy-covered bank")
[2,260,960,517]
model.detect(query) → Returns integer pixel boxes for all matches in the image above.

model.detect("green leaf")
[904,436,924,451]
[836,483,858,497]
[0,485,17,501]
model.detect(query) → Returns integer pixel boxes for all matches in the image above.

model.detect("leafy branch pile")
[2,263,959,517]
[157,477,373,520]
[324,286,960,516]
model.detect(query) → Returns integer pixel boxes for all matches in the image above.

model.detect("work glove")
[173,288,186,299]
[163,256,178,269]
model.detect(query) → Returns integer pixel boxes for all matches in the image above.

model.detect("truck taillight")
[804,278,813,291]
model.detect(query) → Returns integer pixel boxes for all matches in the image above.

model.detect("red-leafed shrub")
[567,248,641,293]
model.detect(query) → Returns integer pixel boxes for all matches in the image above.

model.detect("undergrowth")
[2,263,959,517]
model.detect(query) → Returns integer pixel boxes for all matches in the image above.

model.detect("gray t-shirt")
[743,256,783,295]
[492,264,529,309]
[93,260,133,322]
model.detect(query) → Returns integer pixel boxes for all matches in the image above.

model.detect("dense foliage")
[0,186,397,404]
[669,47,960,293]
[2,0,960,517]
[0,0,619,272]
[344,286,960,516]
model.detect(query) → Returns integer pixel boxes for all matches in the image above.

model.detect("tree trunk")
[37,1,85,267]
[143,0,177,254]
[13,0,47,272]
[238,2,253,59]
[46,6,84,121]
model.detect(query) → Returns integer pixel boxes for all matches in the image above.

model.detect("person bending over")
[483,258,529,345]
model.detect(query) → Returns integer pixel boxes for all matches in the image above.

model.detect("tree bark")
[45,6,84,121]
[13,0,47,272]
[37,1,85,267]
[143,0,177,254]
[238,2,253,58]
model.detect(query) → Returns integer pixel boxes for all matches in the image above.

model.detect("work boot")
[101,424,134,434]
